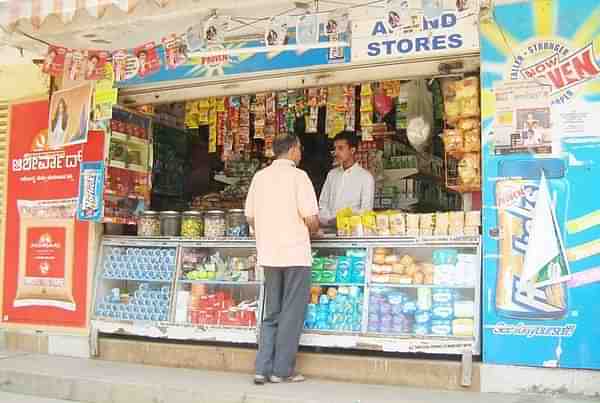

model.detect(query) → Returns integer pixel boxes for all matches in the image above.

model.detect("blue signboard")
[117,35,350,88]
[481,0,600,369]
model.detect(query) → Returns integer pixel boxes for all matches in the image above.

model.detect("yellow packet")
[336,208,353,237]
[215,97,226,113]
[350,215,364,237]
[361,83,373,96]
[362,211,377,236]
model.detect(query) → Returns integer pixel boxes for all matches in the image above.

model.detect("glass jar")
[181,211,203,238]
[204,210,226,239]
[138,211,160,236]
[160,211,181,237]
[226,209,249,238]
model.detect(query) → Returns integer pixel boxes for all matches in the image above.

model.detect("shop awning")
[0,0,336,54]
[1,1,175,29]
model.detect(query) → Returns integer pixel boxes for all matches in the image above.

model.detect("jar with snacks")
[181,211,203,238]
[226,209,249,238]
[204,210,226,239]
[138,211,160,236]
[160,211,181,237]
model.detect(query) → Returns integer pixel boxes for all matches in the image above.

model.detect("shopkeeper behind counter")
[319,131,375,228]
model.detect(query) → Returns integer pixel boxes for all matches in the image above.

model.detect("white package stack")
[457,254,478,286]
[175,291,190,323]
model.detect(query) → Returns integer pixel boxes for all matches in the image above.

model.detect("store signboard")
[481,0,600,369]
[2,100,105,328]
[117,35,350,88]
[351,9,480,62]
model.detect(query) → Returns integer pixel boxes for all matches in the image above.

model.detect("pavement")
[0,391,79,403]
[0,351,597,403]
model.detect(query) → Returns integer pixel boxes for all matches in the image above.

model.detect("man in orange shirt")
[245,134,319,385]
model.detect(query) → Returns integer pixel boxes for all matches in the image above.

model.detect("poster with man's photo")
[162,35,188,70]
[65,50,86,82]
[134,42,161,78]
[493,80,553,155]
[385,0,423,35]
[85,50,109,81]
[265,16,288,47]
[48,83,93,149]
[42,46,67,77]
[112,50,139,82]
[325,9,349,61]
[204,16,228,46]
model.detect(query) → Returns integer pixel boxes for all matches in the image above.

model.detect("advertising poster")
[93,63,118,122]
[85,50,109,81]
[41,46,67,77]
[2,100,105,328]
[48,83,93,148]
[76,161,105,222]
[481,0,600,369]
[118,30,351,87]
[134,42,161,79]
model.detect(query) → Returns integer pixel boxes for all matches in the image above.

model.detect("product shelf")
[302,329,362,336]
[104,189,147,200]
[178,280,261,286]
[369,283,476,289]
[312,283,365,287]
[102,277,173,283]
[364,331,473,340]
[92,236,481,354]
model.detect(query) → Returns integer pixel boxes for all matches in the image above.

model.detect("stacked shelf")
[92,236,481,354]
[104,108,152,225]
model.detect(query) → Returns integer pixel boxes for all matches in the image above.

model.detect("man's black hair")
[273,133,300,157]
[334,131,359,148]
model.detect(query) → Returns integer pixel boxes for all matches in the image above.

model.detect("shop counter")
[92,235,481,355]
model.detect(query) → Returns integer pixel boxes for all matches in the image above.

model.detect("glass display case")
[174,242,261,330]
[93,241,177,324]
[92,236,480,354]
[303,238,481,354]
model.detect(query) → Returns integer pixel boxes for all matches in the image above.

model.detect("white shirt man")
[319,132,375,226]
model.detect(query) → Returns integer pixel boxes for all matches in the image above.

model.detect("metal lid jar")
[226,209,249,238]
[138,211,160,237]
[160,211,181,237]
[181,210,203,238]
[204,210,226,239]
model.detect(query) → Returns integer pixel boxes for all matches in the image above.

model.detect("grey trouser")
[255,267,311,378]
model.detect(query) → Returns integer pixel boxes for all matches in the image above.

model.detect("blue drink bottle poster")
[481,0,600,369]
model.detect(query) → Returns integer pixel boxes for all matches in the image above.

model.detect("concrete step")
[97,337,479,391]
[0,391,81,403]
[0,352,593,403]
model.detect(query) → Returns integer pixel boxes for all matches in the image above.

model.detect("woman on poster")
[49,99,69,148]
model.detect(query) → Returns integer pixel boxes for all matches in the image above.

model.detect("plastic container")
[432,288,455,304]
[137,211,160,236]
[226,209,249,237]
[431,303,455,320]
[159,211,181,237]
[431,319,453,336]
[204,210,226,239]
[181,211,203,238]
[335,256,352,283]
[320,270,336,283]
